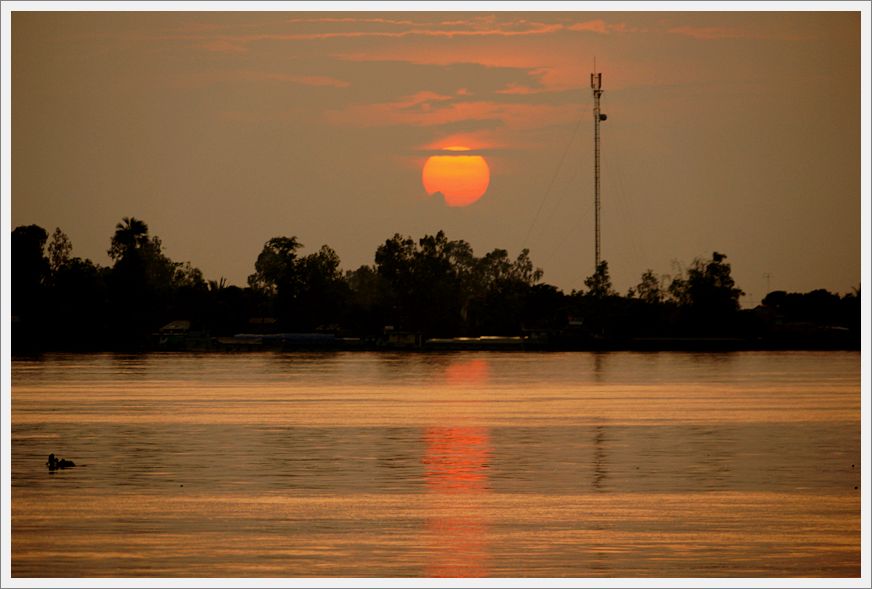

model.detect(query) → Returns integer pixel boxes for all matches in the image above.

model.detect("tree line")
[12,218,860,352]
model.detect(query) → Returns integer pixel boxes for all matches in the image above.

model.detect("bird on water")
[46,453,75,470]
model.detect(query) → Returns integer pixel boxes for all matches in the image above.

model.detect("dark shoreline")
[11,336,860,357]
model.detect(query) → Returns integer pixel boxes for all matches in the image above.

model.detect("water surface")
[11,351,860,577]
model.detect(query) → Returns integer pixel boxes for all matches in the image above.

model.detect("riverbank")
[13,334,860,356]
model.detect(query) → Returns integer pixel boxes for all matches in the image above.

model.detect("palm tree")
[108,217,149,261]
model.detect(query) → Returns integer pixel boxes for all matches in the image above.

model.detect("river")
[10,351,860,578]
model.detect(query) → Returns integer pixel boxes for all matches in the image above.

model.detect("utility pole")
[591,68,607,271]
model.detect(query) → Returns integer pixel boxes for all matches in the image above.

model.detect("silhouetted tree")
[413,231,475,335]
[204,284,252,336]
[633,269,663,304]
[374,233,420,331]
[668,251,744,335]
[48,255,109,350]
[247,236,303,328]
[247,237,349,331]
[12,224,49,314]
[345,265,380,309]
[470,247,544,334]
[106,218,189,348]
[11,225,49,351]
[168,261,209,325]
[247,236,302,294]
[107,218,176,290]
[294,245,349,330]
[521,282,566,331]
[47,228,72,276]
[344,265,387,336]
[584,260,615,299]
[108,217,150,261]
[14,218,858,351]
[13,224,114,351]
[373,231,545,336]
[762,288,859,329]
[510,248,544,285]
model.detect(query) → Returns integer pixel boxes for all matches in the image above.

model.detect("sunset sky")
[9,5,863,302]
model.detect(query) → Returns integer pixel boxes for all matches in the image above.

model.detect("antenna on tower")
[590,64,607,271]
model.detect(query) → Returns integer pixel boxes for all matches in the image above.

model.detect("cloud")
[393,91,455,109]
[325,94,577,132]
[494,69,551,96]
[497,83,543,95]
[568,19,639,34]
[167,69,351,90]
[264,74,350,88]
[199,39,249,53]
[667,26,747,40]
[284,17,418,27]
[419,131,505,152]
[167,17,574,54]
[186,16,640,50]
[156,14,637,97]
[667,25,812,41]
[238,22,563,42]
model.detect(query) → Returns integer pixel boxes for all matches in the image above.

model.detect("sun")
[422,147,490,207]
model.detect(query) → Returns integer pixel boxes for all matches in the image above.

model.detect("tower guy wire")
[521,113,585,250]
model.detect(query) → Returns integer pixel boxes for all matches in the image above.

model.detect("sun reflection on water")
[422,357,493,576]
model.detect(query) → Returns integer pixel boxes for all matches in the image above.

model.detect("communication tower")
[591,69,607,269]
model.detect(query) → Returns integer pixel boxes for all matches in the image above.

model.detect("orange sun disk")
[422,149,490,207]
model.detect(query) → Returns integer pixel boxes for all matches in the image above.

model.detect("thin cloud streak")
[192,23,564,48]
[667,25,815,41]
[326,97,577,131]
[167,69,351,89]
[176,16,636,53]
[284,17,419,26]
[568,19,642,34]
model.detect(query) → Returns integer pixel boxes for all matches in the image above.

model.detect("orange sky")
[9,7,863,300]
